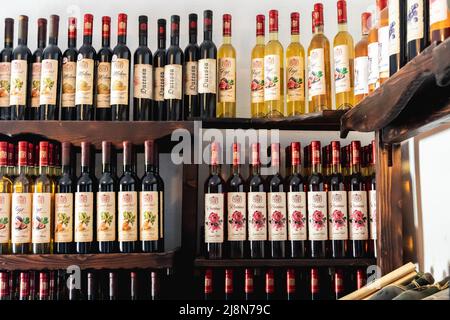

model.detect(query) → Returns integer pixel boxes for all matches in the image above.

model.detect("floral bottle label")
[218,57,236,103]
[247,192,267,241]
[227,192,246,241]
[61,59,76,107]
[198,59,217,94]
[11,193,32,244]
[430,0,449,25]
[110,57,129,105]
[204,193,224,243]
[40,59,59,105]
[31,62,41,108]
[32,193,52,244]
[97,192,116,242]
[407,0,424,42]
[368,42,379,86]
[0,193,11,244]
[287,192,307,241]
[118,191,138,242]
[328,191,348,240]
[54,193,73,243]
[354,56,369,96]
[378,26,390,78]
[164,64,182,100]
[287,56,304,101]
[75,192,94,242]
[251,58,264,103]
[184,61,198,96]
[307,191,328,241]
[349,191,369,240]
[308,48,326,98]
[369,190,377,240]
[268,192,287,241]
[140,191,159,241]
[96,62,111,108]
[134,64,153,100]
[0,62,11,107]
[389,1,401,56]
[333,45,351,94]
[154,67,165,101]
[75,57,95,105]
[264,54,281,101]
[10,60,28,105]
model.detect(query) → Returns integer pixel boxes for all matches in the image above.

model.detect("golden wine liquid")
[286,35,306,116]
[217,36,237,118]
[354,34,369,105]
[251,36,266,118]
[430,9,450,42]
[264,32,284,118]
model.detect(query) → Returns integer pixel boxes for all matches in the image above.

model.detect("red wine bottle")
[108,272,118,300]
[389,0,407,76]
[38,272,48,300]
[356,268,366,289]
[130,271,138,300]
[268,143,287,258]
[111,13,131,121]
[96,16,113,120]
[368,140,377,258]
[286,268,296,300]
[265,269,274,300]
[19,272,29,300]
[150,271,160,300]
[334,268,345,299]
[0,272,9,300]
[310,268,320,300]
[133,15,153,121]
[406,0,429,61]
[224,269,234,300]
[154,19,166,120]
[307,141,328,258]
[327,141,348,258]
[204,142,225,259]
[30,18,47,119]
[244,268,254,300]
[0,18,14,120]
[226,143,246,259]
[204,268,213,300]
[60,17,77,120]
[184,13,200,117]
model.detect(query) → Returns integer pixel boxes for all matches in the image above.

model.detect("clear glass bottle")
[251,15,265,118]
[354,12,371,105]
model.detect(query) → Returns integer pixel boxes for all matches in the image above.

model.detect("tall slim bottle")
[153,19,166,120]
[0,142,13,254]
[96,16,113,120]
[367,140,377,258]
[250,15,265,118]
[429,0,450,43]
[60,17,77,120]
[406,0,429,61]
[354,13,371,105]
[377,0,390,84]
[368,5,380,93]
[0,18,14,120]
[389,0,407,76]
[184,14,200,118]
[30,19,47,120]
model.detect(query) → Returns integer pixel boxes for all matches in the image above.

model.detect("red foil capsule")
[210,142,220,165]
[271,143,280,167]
[265,269,274,294]
[291,12,300,35]
[225,269,233,294]
[311,141,321,165]
[313,3,324,27]
[311,268,319,294]
[361,12,371,35]
[351,141,361,165]
[102,16,111,38]
[256,14,265,37]
[68,17,77,39]
[244,269,254,294]
[0,142,7,166]
[39,141,49,167]
[117,13,127,36]
[287,269,296,294]
[84,14,93,36]
[337,0,348,24]
[18,141,27,167]
[334,269,344,294]
[204,269,213,294]
[269,9,278,33]
[371,140,376,165]
[223,14,232,37]
[331,141,341,165]
[232,143,240,166]
[291,142,301,166]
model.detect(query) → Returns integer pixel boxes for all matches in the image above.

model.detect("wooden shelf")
[0,250,176,271]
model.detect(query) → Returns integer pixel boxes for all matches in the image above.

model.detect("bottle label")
[134,64,153,100]
[268,192,287,241]
[430,0,449,25]
[110,57,129,105]
[198,59,217,94]
[369,190,377,240]
[407,0,424,42]
[328,191,349,240]
[75,57,95,105]
[287,192,307,241]
[204,193,224,243]
[378,26,390,78]
[251,58,264,103]
[0,62,11,107]
[32,193,52,244]
[227,192,246,241]
[159,192,164,238]
[287,56,305,101]
[308,48,326,97]
[0,193,11,244]
[40,59,59,105]
[118,191,138,242]
[218,57,236,103]
[10,60,28,105]
[140,191,159,241]
[184,61,198,96]
[354,56,369,96]
[264,54,281,101]
[349,191,369,240]
[389,1,401,56]
[97,192,116,242]
[75,192,94,242]
[307,191,328,240]
[54,193,73,243]
[31,62,41,108]
[333,45,351,94]
[307,56,312,101]
[11,193,32,244]
[96,62,111,108]
[164,64,182,100]
[247,192,267,241]
[154,67,165,101]
[368,42,380,85]
[61,59,76,107]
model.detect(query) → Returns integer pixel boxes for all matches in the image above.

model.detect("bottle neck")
[210,164,220,175]
[269,31,278,41]
[18,37,27,46]
[0,165,7,176]
[352,163,361,174]
[102,35,110,48]
[118,34,126,45]
[83,34,93,46]
[189,33,197,44]
[158,37,166,49]
[171,34,179,47]
[314,25,324,35]
[256,35,265,45]
[312,162,322,174]
[18,164,27,175]
[38,38,46,49]
[231,164,240,175]
[291,34,300,43]
[204,30,212,41]
[139,34,147,47]
[251,164,261,175]
[123,164,133,173]
[338,22,348,33]
[68,37,76,48]
[331,163,341,174]
[291,163,301,175]
[49,36,58,46]
[62,164,71,175]
[145,164,157,174]
[223,35,231,45]
[102,163,112,174]
[39,165,50,176]
[81,165,90,174]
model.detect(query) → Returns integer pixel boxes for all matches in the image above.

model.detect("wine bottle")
[32,141,54,254]
[348,141,368,258]
[368,140,377,258]
[307,141,328,258]
[310,268,320,300]
[118,141,138,253]
[0,18,13,120]
[133,15,153,121]
[184,14,199,118]
[327,141,348,258]
[154,19,166,120]
[368,5,380,93]
[97,141,117,253]
[244,268,254,300]
[150,271,160,300]
[204,142,225,259]
[389,0,407,76]
[86,272,96,300]
[287,269,296,300]
[108,272,118,300]
[75,141,96,254]
[11,142,33,254]
[0,272,9,300]
[19,272,29,300]
[204,269,213,300]
[377,0,389,84]
[354,12,370,105]
[0,142,12,254]
[111,13,131,121]
[267,143,287,258]
[265,269,274,300]
[61,17,77,120]
[165,15,184,120]
[141,140,164,253]
[38,272,48,300]
[130,271,138,300]
[429,0,450,43]
[334,269,345,299]
[217,14,236,118]
[55,142,74,254]
[76,14,96,120]
[7,143,15,179]
[285,145,292,177]
[250,15,265,118]
[40,15,62,120]
[96,16,113,120]
[406,0,429,61]
[30,19,47,119]
[287,142,307,258]
[247,143,267,259]
[224,269,233,300]
[10,15,32,120]
[356,268,366,289]
[199,10,217,119]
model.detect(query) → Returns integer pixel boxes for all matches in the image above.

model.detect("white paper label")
[40,59,59,105]
[286,56,305,101]
[54,193,73,243]
[75,192,94,242]
[251,58,264,103]
[247,192,267,241]
[268,192,287,241]
[164,64,182,100]
[430,0,449,25]
[308,48,326,97]
[354,56,369,96]
[334,45,351,94]
[134,64,153,99]
[97,192,116,242]
[349,191,369,240]
[32,193,52,244]
[75,57,95,105]
[378,26,390,78]
[96,62,111,108]
[31,62,41,108]
[198,59,217,94]
[227,192,246,241]
[368,42,380,85]
[11,193,32,244]
[389,1,401,55]
[118,191,138,242]
[264,54,281,101]
[287,192,307,241]
[307,191,328,240]
[328,191,348,240]
[10,60,28,105]
[61,59,76,107]
[110,57,129,105]
[218,57,236,103]
[0,193,11,244]
[0,62,11,107]
[154,67,165,101]
[184,61,198,96]
[140,191,160,241]
[369,190,377,240]
[204,193,224,243]
[407,0,424,42]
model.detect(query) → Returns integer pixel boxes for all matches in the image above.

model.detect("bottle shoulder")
[218,43,236,56]
[309,34,331,52]
[63,47,78,59]
[44,44,62,57]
